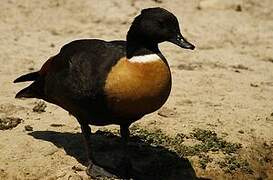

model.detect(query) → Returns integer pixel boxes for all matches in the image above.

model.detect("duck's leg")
[78,120,115,178]
[120,123,132,177]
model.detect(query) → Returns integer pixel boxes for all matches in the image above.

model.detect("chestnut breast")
[104,55,171,118]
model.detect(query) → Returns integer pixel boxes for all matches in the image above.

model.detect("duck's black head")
[127,7,195,54]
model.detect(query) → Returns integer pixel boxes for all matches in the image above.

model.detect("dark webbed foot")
[86,161,117,178]
[78,118,133,178]
[77,121,115,178]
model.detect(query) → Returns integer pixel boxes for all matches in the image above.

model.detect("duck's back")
[43,40,127,119]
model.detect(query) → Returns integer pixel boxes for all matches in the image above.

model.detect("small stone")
[177,63,201,71]
[158,107,177,118]
[238,130,244,134]
[24,125,33,131]
[152,0,162,3]
[250,83,259,87]
[33,101,47,113]
[266,116,273,122]
[50,124,65,127]
[0,117,22,130]
[235,5,242,12]
[72,165,85,171]
[231,64,250,71]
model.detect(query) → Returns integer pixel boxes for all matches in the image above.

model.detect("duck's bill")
[169,34,195,50]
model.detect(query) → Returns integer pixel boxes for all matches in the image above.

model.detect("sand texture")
[0,0,273,179]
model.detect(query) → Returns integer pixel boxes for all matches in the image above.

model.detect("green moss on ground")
[218,155,253,174]
[101,125,253,174]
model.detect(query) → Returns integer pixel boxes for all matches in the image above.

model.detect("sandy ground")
[0,0,273,179]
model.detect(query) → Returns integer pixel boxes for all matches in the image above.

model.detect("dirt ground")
[0,0,273,179]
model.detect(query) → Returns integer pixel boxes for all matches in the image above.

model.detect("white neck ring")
[128,54,160,63]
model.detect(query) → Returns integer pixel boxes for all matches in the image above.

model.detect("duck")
[14,7,195,178]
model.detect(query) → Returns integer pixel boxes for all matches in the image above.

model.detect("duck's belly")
[104,57,171,119]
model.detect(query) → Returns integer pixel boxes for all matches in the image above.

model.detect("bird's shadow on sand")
[29,130,206,180]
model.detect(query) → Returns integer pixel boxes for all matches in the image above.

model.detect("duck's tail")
[14,71,39,83]
[15,85,35,98]
[14,71,44,99]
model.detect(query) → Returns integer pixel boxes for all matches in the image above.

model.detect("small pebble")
[158,107,177,118]
[235,5,242,12]
[72,165,85,171]
[24,125,33,131]
[231,64,249,70]
[50,124,65,127]
[0,117,22,130]
[152,0,162,3]
[250,83,259,87]
[266,116,273,121]
[33,101,47,113]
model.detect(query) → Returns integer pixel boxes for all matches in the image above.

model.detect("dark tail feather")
[15,80,44,99]
[15,86,36,98]
[14,71,39,83]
